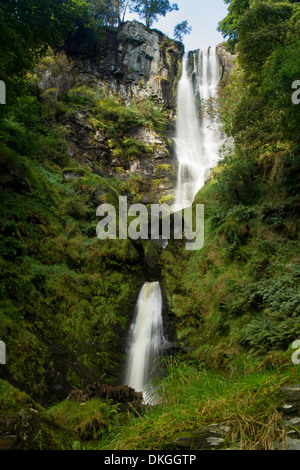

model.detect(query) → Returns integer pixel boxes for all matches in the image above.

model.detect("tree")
[217,0,250,52]
[0,0,84,85]
[130,0,179,28]
[237,2,294,75]
[173,20,192,42]
[85,0,128,26]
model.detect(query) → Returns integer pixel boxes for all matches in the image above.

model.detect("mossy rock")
[159,193,175,205]
[154,164,172,177]
[13,408,74,450]
[62,167,87,180]
[173,423,231,450]
[0,379,40,434]
[74,174,119,207]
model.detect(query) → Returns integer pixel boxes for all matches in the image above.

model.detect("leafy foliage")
[0,0,84,95]
[173,20,192,42]
[217,0,250,52]
[129,0,179,28]
[237,2,294,75]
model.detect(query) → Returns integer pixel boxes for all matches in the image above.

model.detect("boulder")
[13,408,73,450]
[280,384,300,416]
[173,423,231,450]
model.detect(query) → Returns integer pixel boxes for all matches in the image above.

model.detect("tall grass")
[96,358,299,450]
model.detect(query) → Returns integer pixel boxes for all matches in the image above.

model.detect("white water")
[125,281,163,402]
[173,47,223,211]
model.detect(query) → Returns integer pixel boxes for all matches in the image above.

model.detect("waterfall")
[124,48,224,400]
[173,47,223,211]
[125,281,164,402]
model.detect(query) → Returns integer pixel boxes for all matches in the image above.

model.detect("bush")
[214,150,259,207]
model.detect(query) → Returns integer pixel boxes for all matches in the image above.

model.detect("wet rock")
[280,384,300,416]
[284,416,300,441]
[173,423,231,450]
[285,438,300,450]
[13,408,72,450]
[275,384,300,450]
[130,127,164,146]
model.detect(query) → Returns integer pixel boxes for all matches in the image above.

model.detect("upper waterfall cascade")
[174,47,225,211]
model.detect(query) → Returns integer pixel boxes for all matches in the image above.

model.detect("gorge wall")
[53,21,185,206]
[72,20,184,109]
[0,21,235,403]
[0,22,185,402]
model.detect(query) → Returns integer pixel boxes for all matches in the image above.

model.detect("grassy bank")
[3,358,298,450]
[47,358,299,450]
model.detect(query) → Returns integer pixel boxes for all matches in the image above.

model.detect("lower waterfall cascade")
[124,47,225,401]
[125,281,164,402]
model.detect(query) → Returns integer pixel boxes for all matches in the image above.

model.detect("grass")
[0,379,40,416]
[90,358,300,451]
[1,359,299,450]
[48,398,120,442]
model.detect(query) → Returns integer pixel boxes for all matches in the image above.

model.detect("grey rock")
[216,45,237,78]
[173,423,231,450]
[75,21,183,109]
[280,384,300,416]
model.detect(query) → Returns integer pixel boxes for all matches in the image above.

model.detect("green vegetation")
[48,398,121,442]
[0,132,144,398]
[0,42,172,401]
[161,0,300,369]
[0,0,83,90]
[217,0,250,53]
[173,20,192,42]
[1,358,299,450]
[94,359,297,450]
[0,0,299,452]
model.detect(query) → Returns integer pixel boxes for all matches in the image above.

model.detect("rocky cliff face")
[49,21,185,205]
[64,109,177,205]
[72,21,184,109]
[39,24,234,207]
[216,44,237,78]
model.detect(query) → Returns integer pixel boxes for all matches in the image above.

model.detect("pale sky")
[125,0,229,50]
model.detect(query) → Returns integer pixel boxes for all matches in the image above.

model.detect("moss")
[151,178,170,190]
[67,86,97,104]
[14,407,74,450]
[63,167,87,178]
[0,139,146,401]
[155,164,171,173]
[161,175,300,363]
[0,380,40,416]
[48,398,120,442]
[155,76,171,85]
[159,193,175,205]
